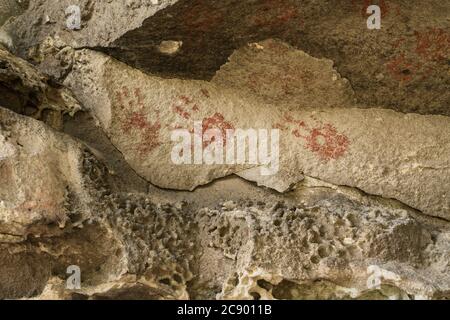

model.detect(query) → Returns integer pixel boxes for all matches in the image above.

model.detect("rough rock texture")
[0,0,27,27]
[5,0,449,115]
[0,0,449,300]
[212,40,357,108]
[1,0,175,51]
[61,47,450,220]
[0,46,80,129]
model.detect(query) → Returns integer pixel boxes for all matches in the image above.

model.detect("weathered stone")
[0,0,28,27]
[0,0,449,301]
[63,48,450,220]
[200,200,450,300]
[2,0,177,55]
[7,0,448,115]
[27,189,450,300]
[213,40,356,109]
[0,107,99,238]
[0,108,449,299]
[0,46,81,129]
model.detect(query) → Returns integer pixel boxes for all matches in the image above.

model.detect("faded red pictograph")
[386,28,450,83]
[200,88,210,98]
[114,85,161,156]
[170,92,235,148]
[201,113,235,148]
[173,105,191,119]
[171,94,202,120]
[415,28,450,61]
[281,114,350,161]
[303,124,350,161]
[386,54,414,82]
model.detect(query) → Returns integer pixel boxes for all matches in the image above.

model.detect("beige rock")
[195,197,450,300]
[13,185,450,300]
[64,49,450,220]
[0,107,98,238]
[2,0,178,56]
[0,107,448,299]
[213,40,356,108]
[0,46,81,129]
[0,0,27,27]
[0,1,449,301]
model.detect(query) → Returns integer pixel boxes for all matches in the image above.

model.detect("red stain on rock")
[386,28,449,83]
[121,111,162,156]
[304,124,350,161]
[182,0,223,32]
[273,122,288,130]
[134,88,145,107]
[114,86,161,156]
[121,112,148,131]
[285,114,305,127]
[122,112,161,155]
[18,191,59,216]
[386,54,414,83]
[284,113,308,137]
[173,105,191,119]
[283,114,350,161]
[415,28,450,61]
[180,95,193,104]
[201,113,235,147]
[137,122,162,156]
[172,94,200,119]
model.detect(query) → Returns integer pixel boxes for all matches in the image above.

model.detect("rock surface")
[0,0,27,27]
[5,0,449,115]
[0,46,80,129]
[62,48,450,220]
[0,0,449,300]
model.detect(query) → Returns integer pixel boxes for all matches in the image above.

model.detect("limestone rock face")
[200,199,450,300]
[62,48,450,220]
[0,0,449,301]
[0,107,99,240]
[212,40,357,109]
[0,0,27,27]
[0,107,124,299]
[6,0,449,115]
[2,0,177,54]
[0,46,81,129]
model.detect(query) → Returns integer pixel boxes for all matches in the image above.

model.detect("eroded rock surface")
[212,40,357,108]
[0,46,80,129]
[0,105,449,300]
[2,0,176,53]
[0,0,449,301]
[0,107,99,240]
[62,48,450,220]
[6,0,449,115]
[0,0,27,27]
